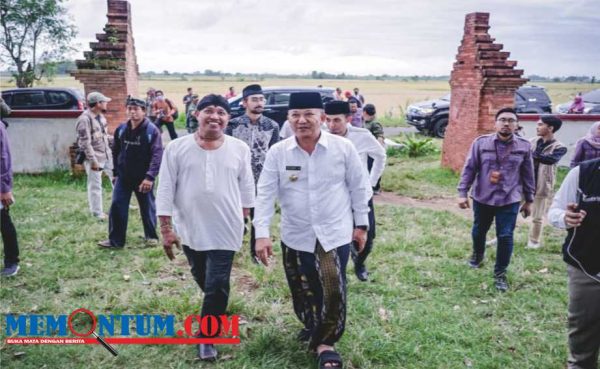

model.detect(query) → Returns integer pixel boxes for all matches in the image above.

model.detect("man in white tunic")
[254,92,370,369]
[324,100,386,282]
[156,94,255,362]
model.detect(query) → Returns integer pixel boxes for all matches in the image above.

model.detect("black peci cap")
[288,92,323,110]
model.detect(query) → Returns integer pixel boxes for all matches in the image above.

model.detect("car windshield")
[518,88,550,103]
[582,89,600,103]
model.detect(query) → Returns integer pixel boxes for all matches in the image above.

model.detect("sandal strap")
[318,350,343,368]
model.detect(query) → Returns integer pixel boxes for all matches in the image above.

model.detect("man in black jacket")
[98,98,163,249]
[548,157,600,369]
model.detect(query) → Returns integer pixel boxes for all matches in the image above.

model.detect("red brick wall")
[71,0,139,134]
[441,12,527,172]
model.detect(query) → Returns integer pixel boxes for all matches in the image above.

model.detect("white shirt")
[156,135,255,251]
[548,166,579,230]
[253,131,370,253]
[341,124,386,188]
[279,120,294,139]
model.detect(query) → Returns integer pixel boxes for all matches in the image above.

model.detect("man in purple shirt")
[457,107,535,292]
[0,104,20,277]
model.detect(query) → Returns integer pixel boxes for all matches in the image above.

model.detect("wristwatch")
[356,225,368,231]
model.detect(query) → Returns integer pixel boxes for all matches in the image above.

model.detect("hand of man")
[352,228,368,253]
[243,208,250,218]
[458,197,470,209]
[91,162,100,171]
[138,179,153,193]
[161,228,181,261]
[255,238,273,266]
[565,203,587,228]
[0,192,14,208]
[520,202,532,218]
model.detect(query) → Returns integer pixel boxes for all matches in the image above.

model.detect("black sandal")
[318,350,343,368]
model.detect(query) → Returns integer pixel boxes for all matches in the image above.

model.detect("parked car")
[555,89,600,114]
[406,85,553,138]
[1,87,85,110]
[228,86,335,125]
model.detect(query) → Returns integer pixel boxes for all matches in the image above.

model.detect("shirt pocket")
[507,150,526,170]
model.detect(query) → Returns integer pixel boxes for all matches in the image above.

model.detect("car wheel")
[433,118,448,138]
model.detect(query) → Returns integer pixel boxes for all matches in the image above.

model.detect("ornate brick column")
[441,12,527,172]
[71,0,139,133]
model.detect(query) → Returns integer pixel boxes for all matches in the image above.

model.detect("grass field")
[1,75,596,127]
[0,146,575,369]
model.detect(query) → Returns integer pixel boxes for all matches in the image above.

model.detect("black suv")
[406,85,552,138]
[1,87,85,110]
[228,86,335,124]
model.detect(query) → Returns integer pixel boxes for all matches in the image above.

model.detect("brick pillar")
[71,0,139,133]
[441,12,527,172]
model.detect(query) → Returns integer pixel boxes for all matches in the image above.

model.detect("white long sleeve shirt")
[253,132,370,253]
[156,135,255,251]
[342,124,386,188]
[548,165,579,230]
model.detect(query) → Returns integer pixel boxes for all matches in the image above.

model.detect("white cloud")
[66,0,600,76]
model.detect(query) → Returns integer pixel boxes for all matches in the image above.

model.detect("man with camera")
[75,92,114,220]
[152,90,178,140]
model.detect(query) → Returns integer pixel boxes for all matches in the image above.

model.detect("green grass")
[0,162,573,368]
[382,136,458,198]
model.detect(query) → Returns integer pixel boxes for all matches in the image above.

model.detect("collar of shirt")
[286,131,330,151]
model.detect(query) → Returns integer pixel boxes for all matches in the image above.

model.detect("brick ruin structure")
[71,0,139,133]
[441,12,527,172]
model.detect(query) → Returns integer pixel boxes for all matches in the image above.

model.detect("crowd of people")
[1,85,599,368]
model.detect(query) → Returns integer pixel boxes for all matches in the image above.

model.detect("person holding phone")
[548,158,600,369]
[457,107,535,292]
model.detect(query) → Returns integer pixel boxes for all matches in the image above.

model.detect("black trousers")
[183,246,235,338]
[156,118,178,140]
[282,241,350,350]
[353,197,376,267]
[108,178,158,247]
[1,208,19,265]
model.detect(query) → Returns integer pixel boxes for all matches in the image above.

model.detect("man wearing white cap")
[76,91,113,220]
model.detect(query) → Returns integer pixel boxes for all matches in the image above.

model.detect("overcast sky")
[67,0,599,77]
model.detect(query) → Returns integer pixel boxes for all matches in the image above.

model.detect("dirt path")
[374,191,468,218]
[374,191,528,224]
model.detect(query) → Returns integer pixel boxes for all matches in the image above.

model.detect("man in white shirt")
[156,94,255,362]
[324,100,386,281]
[254,92,370,369]
[548,158,600,369]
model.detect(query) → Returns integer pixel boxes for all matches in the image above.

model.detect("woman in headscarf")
[568,94,585,114]
[570,121,600,168]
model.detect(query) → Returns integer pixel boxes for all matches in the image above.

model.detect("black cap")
[126,97,146,108]
[348,97,359,104]
[242,84,263,99]
[288,92,323,110]
[191,94,199,100]
[363,103,376,116]
[324,101,350,115]
[196,94,231,113]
